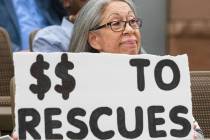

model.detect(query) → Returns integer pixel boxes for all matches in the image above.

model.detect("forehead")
[102,1,134,20]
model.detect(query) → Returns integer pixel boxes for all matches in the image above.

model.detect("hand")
[193,121,204,140]
[11,131,19,140]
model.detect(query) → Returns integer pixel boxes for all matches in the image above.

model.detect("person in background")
[0,0,66,51]
[33,0,88,52]
[0,0,21,51]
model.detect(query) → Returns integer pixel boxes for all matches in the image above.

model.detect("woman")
[69,0,203,139]
[69,0,141,55]
[12,0,203,139]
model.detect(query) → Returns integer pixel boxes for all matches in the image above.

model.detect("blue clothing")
[0,0,65,51]
[13,0,49,50]
[33,18,73,52]
[0,0,21,51]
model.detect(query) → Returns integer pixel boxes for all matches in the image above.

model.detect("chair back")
[191,71,210,138]
[0,27,14,131]
[0,27,14,102]
[29,30,39,52]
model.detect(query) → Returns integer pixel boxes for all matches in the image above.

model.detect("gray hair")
[69,0,138,52]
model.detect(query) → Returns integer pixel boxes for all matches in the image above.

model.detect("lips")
[120,39,137,47]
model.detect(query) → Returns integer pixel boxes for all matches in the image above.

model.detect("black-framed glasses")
[90,18,142,32]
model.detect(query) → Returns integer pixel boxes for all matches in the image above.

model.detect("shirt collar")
[61,17,74,37]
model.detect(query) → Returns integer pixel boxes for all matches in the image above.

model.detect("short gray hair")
[69,0,138,52]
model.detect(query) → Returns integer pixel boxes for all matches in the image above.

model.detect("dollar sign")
[55,53,76,100]
[29,54,51,100]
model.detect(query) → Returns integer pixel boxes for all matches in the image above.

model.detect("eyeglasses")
[90,18,142,32]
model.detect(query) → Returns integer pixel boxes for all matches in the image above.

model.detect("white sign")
[14,53,193,140]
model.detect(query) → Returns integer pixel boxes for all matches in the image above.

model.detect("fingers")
[11,131,19,140]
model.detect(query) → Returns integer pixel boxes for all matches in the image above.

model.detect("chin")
[126,48,139,55]
[129,51,138,55]
[120,45,139,55]
[121,50,138,55]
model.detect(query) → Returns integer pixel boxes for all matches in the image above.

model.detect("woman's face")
[89,1,141,55]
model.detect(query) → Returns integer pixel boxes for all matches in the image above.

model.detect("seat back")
[191,71,210,138]
[0,27,14,131]
[0,27,14,102]
[29,30,39,52]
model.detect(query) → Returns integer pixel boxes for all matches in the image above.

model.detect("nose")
[123,22,135,35]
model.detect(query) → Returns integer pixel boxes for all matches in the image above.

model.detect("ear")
[88,32,102,51]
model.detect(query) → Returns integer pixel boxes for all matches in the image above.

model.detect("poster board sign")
[14,53,193,139]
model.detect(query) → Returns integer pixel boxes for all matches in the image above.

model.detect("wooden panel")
[168,38,210,70]
[170,0,210,19]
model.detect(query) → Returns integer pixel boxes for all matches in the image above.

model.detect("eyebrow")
[107,11,136,20]
[107,13,122,20]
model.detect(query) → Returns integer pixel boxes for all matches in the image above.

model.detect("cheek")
[99,33,121,52]
[136,30,141,49]
[137,30,141,43]
[107,35,120,46]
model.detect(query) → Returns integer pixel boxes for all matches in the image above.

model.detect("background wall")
[167,0,210,70]
[133,0,167,55]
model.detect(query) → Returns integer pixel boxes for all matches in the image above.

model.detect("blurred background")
[134,0,210,70]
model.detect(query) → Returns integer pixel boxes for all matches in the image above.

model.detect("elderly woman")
[12,0,203,139]
[68,0,204,139]
[69,0,141,55]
